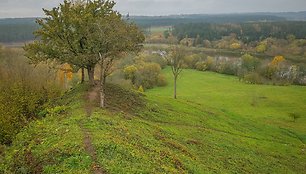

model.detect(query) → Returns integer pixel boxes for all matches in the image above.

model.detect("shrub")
[136,63,162,89]
[195,61,207,71]
[243,72,265,84]
[179,38,194,47]
[116,54,167,90]
[230,42,241,50]
[138,85,144,93]
[205,56,215,71]
[203,40,212,48]
[0,47,61,145]
[241,54,260,72]
[184,54,203,69]
[157,74,168,87]
[256,43,267,53]
[144,54,167,69]
[123,65,138,84]
[220,61,238,75]
[265,55,286,80]
[0,83,54,144]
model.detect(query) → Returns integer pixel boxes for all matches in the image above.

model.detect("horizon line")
[1,10,306,19]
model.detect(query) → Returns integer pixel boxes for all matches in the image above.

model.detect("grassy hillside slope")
[1,69,305,173]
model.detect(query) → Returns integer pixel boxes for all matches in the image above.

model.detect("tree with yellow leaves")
[230,42,241,50]
[58,63,73,89]
[267,55,286,79]
[271,55,285,66]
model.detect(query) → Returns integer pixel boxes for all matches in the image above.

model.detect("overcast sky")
[1,0,306,18]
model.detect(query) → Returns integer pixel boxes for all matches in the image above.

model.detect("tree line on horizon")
[1,12,304,43]
[173,21,306,43]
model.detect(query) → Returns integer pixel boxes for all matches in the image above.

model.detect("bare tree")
[166,46,186,99]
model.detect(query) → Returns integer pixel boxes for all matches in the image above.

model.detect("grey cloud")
[0,0,306,18]
[0,0,62,18]
[115,0,306,15]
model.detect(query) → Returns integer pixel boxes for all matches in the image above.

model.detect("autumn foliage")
[0,47,61,144]
[58,63,73,88]
[270,56,285,66]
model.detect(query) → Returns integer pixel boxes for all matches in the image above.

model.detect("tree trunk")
[81,68,85,84]
[174,76,177,99]
[64,71,68,89]
[100,66,106,108]
[87,66,95,86]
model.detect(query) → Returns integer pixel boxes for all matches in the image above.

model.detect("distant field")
[148,26,171,34]
[146,26,171,35]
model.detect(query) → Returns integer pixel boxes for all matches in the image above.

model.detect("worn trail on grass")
[85,84,100,116]
[80,123,106,174]
[81,84,106,174]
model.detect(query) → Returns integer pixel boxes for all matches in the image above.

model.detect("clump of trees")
[121,46,186,98]
[182,52,239,76]
[189,52,303,85]
[152,44,304,86]
[172,22,306,65]
[122,53,167,90]
[173,22,306,43]
[24,0,144,108]
[238,54,302,85]
[175,32,306,64]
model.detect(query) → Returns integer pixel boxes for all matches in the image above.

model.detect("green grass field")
[1,68,305,173]
[149,26,171,34]
[148,68,306,132]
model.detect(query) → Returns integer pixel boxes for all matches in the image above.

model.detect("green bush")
[195,61,207,71]
[219,61,238,75]
[205,56,215,71]
[243,72,265,84]
[184,54,203,69]
[157,74,168,87]
[135,63,162,89]
[241,54,260,72]
[0,47,61,145]
[144,54,167,69]
[123,65,138,84]
[138,85,144,92]
[0,84,50,144]
[114,53,167,90]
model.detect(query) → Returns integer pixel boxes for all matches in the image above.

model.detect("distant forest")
[173,21,306,42]
[131,14,286,27]
[0,18,38,43]
[0,11,306,43]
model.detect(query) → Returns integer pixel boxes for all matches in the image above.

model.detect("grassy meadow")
[148,68,306,132]
[1,68,305,173]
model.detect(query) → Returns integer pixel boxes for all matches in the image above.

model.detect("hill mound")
[1,70,305,173]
